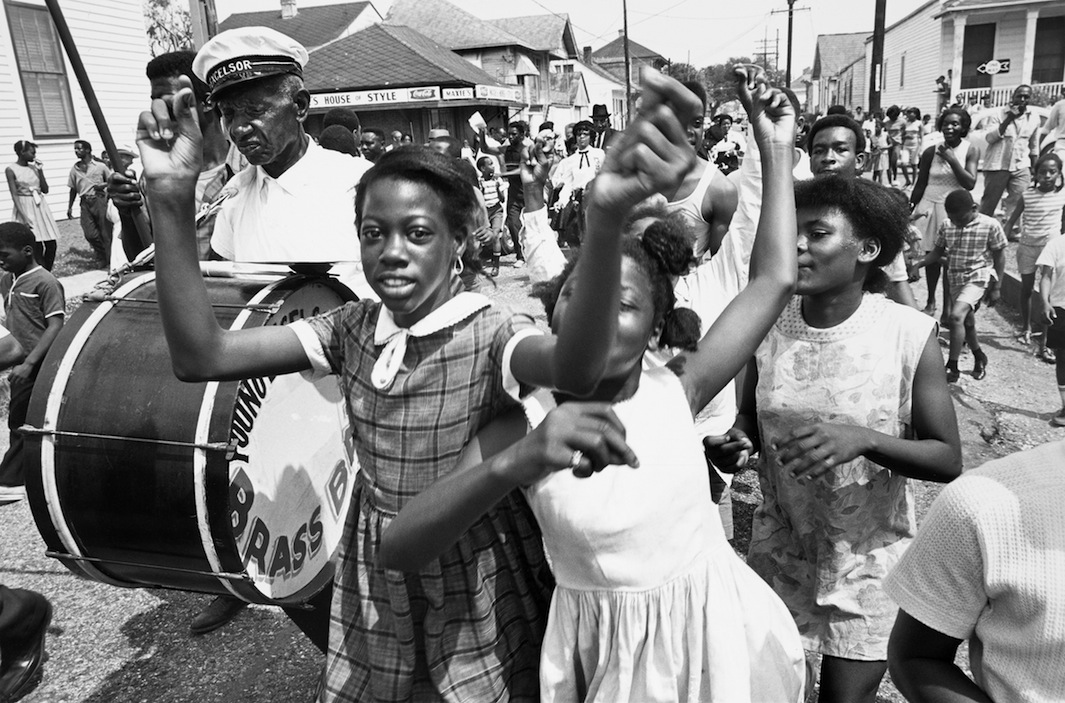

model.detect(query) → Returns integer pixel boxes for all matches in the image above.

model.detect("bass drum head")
[216,280,356,603]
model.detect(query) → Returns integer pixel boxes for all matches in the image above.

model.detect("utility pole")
[622,0,632,125]
[869,0,887,113]
[771,0,810,86]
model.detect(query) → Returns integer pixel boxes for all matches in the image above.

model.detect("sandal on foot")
[1040,348,1057,364]
[1017,331,1032,344]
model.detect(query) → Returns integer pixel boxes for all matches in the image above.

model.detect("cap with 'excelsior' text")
[193,27,309,99]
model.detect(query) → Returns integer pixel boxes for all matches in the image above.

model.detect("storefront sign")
[476,84,524,103]
[310,86,439,108]
[977,59,1011,75]
[443,87,475,100]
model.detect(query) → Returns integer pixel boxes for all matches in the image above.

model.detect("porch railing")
[956,80,1064,108]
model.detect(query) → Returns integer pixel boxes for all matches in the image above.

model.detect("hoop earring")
[454,257,464,275]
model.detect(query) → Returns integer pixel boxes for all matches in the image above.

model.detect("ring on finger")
[567,449,584,472]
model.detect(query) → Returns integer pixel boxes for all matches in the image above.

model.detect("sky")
[214,0,932,74]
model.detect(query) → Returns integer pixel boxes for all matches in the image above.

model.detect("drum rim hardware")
[19,425,238,458]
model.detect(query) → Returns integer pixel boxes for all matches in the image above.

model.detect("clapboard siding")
[0,0,150,218]
[879,0,942,116]
[992,11,1028,91]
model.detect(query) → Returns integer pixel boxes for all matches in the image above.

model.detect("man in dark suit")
[590,104,619,150]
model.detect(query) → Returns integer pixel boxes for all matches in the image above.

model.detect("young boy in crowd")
[1036,232,1065,425]
[476,155,506,277]
[910,189,1006,382]
[0,222,64,501]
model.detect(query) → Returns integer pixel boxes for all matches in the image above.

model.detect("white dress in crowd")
[912,138,972,253]
[522,366,806,703]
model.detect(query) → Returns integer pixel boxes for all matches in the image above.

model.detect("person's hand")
[66,207,73,219]
[986,282,1001,307]
[775,423,870,482]
[590,69,700,212]
[936,143,958,164]
[703,428,754,474]
[735,64,795,149]
[520,140,552,188]
[909,210,927,222]
[505,402,638,485]
[136,75,203,185]
[472,225,494,246]
[9,361,34,383]
[107,169,143,210]
[1044,303,1057,325]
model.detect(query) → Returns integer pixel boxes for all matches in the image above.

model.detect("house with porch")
[938,0,1065,107]
[385,0,585,129]
[0,0,150,219]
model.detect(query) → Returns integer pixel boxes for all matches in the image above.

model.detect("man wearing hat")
[590,104,618,150]
[192,26,371,264]
[548,120,603,246]
[185,26,370,649]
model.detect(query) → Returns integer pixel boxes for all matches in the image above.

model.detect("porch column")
[951,14,966,95]
[1021,8,1039,84]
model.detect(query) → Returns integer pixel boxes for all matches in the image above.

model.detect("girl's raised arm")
[511,70,702,397]
[138,77,309,382]
[669,67,797,415]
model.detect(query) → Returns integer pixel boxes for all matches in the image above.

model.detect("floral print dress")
[748,294,934,660]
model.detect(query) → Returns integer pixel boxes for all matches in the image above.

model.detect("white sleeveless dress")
[522,367,805,702]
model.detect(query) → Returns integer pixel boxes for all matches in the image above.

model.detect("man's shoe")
[972,351,988,381]
[0,593,52,701]
[189,596,248,635]
[1052,409,1065,427]
[0,485,25,502]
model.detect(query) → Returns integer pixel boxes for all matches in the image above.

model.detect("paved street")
[1,252,1059,702]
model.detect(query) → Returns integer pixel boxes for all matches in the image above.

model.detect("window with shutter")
[5,1,78,138]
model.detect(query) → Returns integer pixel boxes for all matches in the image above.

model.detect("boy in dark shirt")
[0,223,64,500]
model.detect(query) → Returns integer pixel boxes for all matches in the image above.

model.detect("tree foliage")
[665,56,787,116]
[143,0,193,57]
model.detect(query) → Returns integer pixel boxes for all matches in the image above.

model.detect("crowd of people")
[0,23,1064,703]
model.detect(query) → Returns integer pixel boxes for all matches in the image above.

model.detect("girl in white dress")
[381,68,807,702]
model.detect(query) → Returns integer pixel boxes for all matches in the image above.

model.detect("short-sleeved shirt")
[1,266,65,354]
[983,108,1040,172]
[884,440,1065,702]
[1035,234,1065,307]
[67,159,110,198]
[935,212,1007,290]
[478,174,505,210]
[1019,186,1065,247]
[210,140,371,262]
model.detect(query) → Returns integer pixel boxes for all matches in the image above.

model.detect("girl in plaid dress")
[382,69,808,702]
[137,72,701,702]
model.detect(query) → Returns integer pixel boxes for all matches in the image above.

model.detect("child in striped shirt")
[1006,153,1065,359]
[477,156,506,277]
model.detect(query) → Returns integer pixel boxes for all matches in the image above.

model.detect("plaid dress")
[304,298,553,702]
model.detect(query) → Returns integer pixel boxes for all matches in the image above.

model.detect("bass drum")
[24,268,358,606]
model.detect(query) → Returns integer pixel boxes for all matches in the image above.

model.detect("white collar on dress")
[371,291,492,389]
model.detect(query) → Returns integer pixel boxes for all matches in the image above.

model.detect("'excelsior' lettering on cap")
[208,59,254,87]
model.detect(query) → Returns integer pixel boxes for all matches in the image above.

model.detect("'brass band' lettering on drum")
[242,507,324,578]
[227,374,333,586]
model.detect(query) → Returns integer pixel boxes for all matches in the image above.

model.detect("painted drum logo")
[226,370,354,599]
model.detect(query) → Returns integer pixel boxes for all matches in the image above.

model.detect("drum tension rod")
[44,551,254,582]
[42,552,317,609]
[19,425,238,457]
[101,296,284,314]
